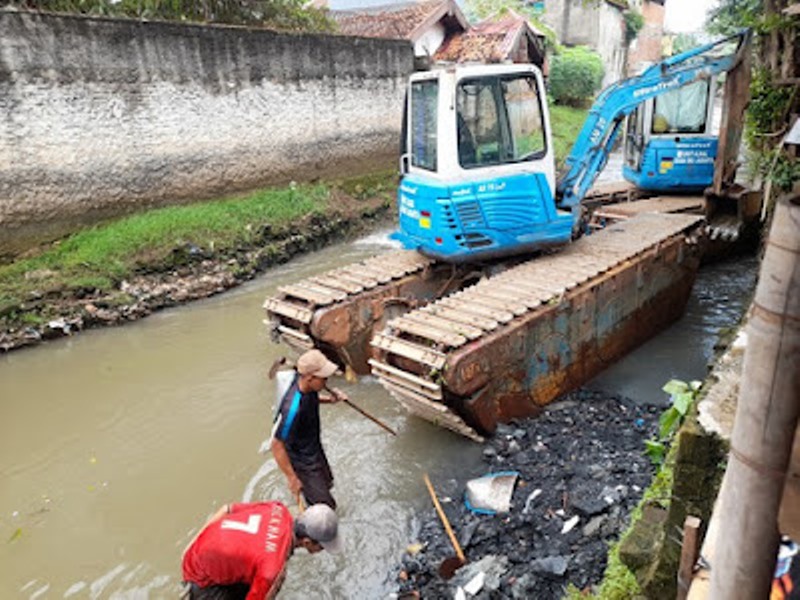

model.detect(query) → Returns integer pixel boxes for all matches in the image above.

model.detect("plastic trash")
[464,471,519,515]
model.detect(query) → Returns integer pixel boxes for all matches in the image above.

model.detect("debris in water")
[406,542,425,555]
[561,515,580,534]
[393,390,661,599]
[463,571,485,594]
[523,489,542,514]
[8,527,22,543]
[464,472,519,514]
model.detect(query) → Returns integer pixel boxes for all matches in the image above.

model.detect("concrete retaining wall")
[0,10,414,255]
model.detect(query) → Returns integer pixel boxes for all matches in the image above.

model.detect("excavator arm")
[556,29,752,211]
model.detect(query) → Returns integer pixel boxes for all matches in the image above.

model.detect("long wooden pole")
[423,473,466,564]
[341,398,397,436]
[324,385,397,436]
[710,194,800,598]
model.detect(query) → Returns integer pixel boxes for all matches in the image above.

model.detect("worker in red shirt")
[182,501,342,599]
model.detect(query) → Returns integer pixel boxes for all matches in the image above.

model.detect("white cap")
[297,504,343,553]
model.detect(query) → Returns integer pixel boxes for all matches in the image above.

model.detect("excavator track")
[369,212,706,441]
[263,182,652,370]
[264,249,435,352]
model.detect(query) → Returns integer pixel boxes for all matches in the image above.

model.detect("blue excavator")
[623,75,720,192]
[393,30,752,262]
[264,31,754,437]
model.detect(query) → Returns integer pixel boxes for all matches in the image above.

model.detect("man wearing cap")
[271,349,347,509]
[182,501,342,599]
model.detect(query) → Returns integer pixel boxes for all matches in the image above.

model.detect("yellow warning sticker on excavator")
[420,217,431,229]
[659,160,674,174]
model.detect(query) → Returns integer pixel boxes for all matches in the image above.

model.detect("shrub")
[548,46,605,106]
[623,10,644,44]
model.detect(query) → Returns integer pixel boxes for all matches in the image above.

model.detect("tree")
[464,0,558,51]
[706,0,799,193]
[8,0,335,32]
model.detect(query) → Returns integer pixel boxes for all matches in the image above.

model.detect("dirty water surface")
[0,232,758,599]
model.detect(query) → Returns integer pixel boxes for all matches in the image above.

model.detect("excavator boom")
[558,30,752,210]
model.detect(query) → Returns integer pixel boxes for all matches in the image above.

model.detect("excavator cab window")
[651,79,711,135]
[456,74,545,169]
[409,79,439,172]
[625,106,645,169]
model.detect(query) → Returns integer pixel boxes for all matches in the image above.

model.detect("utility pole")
[710,193,800,598]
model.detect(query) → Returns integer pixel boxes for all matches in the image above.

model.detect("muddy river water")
[0,230,758,599]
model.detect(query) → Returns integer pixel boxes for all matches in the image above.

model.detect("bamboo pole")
[677,516,701,600]
[710,194,800,598]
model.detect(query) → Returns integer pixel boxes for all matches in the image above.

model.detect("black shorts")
[296,462,336,509]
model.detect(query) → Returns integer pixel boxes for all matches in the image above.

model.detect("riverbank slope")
[0,173,395,352]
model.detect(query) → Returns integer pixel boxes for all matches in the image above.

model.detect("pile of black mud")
[394,389,662,599]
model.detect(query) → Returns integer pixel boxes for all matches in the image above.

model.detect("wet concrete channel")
[0,229,758,599]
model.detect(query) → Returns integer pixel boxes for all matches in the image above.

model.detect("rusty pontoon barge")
[265,207,705,440]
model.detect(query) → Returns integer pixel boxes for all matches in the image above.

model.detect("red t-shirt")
[182,502,294,600]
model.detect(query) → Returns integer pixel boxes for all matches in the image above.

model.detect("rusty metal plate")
[370,212,705,439]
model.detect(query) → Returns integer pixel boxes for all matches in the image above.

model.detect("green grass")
[0,173,396,311]
[550,104,590,167]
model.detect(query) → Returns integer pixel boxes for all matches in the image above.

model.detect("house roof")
[434,9,545,65]
[331,0,468,42]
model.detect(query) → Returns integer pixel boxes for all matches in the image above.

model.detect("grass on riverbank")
[0,172,395,317]
[550,104,590,168]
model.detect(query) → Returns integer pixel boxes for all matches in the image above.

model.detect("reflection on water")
[0,232,758,598]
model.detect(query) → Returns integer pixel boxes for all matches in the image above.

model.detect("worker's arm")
[319,387,348,404]
[271,438,302,495]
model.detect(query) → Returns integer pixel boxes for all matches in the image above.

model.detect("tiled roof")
[332,0,465,41]
[434,10,544,64]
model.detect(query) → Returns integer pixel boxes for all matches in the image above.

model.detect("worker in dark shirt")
[271,349,347,510]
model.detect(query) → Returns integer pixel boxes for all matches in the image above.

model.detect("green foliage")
[747,68,795,142]
[705,0,798,195]
[706,0,762,35]
[465,0,521,22]
[745,67,799,190]
[771,154,800,192]
[548,46,604,107]
[645,380,701,466]
[8,0,335,32]
[623,10,644,44]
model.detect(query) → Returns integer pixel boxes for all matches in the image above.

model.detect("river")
[0,230,758,599]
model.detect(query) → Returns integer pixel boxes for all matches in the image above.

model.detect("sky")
[664,0,721,34]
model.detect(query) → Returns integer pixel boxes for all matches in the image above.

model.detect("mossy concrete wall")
[0,10,413,255]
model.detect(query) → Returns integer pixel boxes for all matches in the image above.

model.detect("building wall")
[415,22,446,57]
[627,0,666,75]
[541,0,626,86]
[0,10,414,254]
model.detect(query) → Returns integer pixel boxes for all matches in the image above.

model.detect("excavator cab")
[623,78,719,192]
[394,64,574,262]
